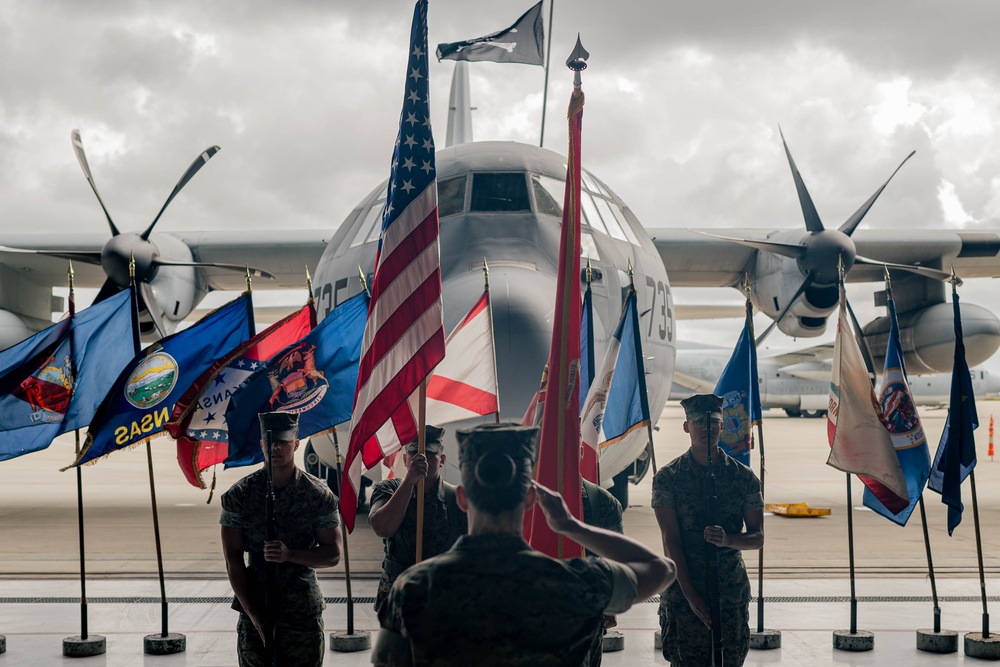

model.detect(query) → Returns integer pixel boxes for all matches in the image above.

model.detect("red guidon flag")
[524,82,586,559]
[340,0,446,532]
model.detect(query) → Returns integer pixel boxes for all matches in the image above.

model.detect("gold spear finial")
[627,258,634,286]
[245,265,252,293]
[483,258,490,291]
[358,266,369,294]
[743,273,751,300]
[305,265,313,296]
[129,253,136,280]
[883,264,892,298]
[585,257,593,285]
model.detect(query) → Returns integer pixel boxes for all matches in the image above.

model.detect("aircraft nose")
[442,264,556,419]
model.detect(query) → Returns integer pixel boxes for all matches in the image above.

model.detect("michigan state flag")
[69,294,252,467]
[225,292,369,468]
[0,290,133,461]
[713,300,761,467]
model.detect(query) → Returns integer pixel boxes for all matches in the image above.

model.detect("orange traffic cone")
[989,415,994,461]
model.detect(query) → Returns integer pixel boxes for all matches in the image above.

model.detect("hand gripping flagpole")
[135,254,186,655]
[63,262,108,658]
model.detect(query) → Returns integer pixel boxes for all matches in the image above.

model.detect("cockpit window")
[438,175,467,218]
[350,197,386,248]
[591,195,628,242]
[470,173,531,212]
[531,175,563,217]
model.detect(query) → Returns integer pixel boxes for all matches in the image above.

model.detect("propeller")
[3,131,275,337]
[710,129,949,345]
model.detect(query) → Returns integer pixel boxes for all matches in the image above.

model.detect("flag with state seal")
[68,293,252,467]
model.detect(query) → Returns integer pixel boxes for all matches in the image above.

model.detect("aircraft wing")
[649,228,1000,287]
[764,342,835,367]
[0,230,328,291]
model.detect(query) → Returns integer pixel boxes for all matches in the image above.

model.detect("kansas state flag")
[70,294,252,467]
[225,292,369,468]
[0,290,133,461]
[863,294,930,525]
[713,301,762,467]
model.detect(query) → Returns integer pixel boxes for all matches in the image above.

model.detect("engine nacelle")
[862,302,1000,375]
[750,247,835,338]
[142,233,203,336]
[0,310,37,350]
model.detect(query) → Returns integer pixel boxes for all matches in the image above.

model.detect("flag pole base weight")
[63,635,106,657]
[750,629,782,650]
[916,629,958,653]
[965,632,1000,660]
[143,632,185,655]
[654,630,662,650]
[0,635,5,654]
[602,630,625,652]
[833,630,874,651]
[329,630,371,653]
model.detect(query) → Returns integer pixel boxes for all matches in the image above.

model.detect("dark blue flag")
[0,290,133,461]
[224,292,369,468]
[713,300,762,466]
[927,291,978,535]
[69,294,252,467]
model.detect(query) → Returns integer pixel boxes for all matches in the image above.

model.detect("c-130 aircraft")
[2,62,1000,503]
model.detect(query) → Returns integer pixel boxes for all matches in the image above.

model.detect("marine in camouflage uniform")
[369,425,466,613]
[581,477,624,667]
[372,423,675,667]
[220,412,342,667]
[652,394,764,667]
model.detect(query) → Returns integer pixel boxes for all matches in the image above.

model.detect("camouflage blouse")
[651,450,763,607]
[373,533,638,667]
[220,467,340,618]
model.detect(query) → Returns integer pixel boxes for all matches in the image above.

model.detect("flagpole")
[969,469,990,637]
[328,428,372,652]
[484,260,500,425]
[539,0,555,147]
[917,497,942,633]
[415,378,428,563]
[846,474,858,634]
[63,262,107,658]
[129,256,185,655]
[628,260,657,477]
[745,275,779,650]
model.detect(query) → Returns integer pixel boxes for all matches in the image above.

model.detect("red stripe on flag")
[369,211,439,304]
[426,376,498,415]
[356,269,442,386]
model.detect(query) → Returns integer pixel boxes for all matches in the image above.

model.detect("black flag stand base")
[63,634,106,658]
[750,628,782,650]
[917,629,959,654]
[833,476,874,652]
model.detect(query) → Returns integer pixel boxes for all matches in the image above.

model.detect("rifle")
[704,411,724,666]
[264,429,279,666]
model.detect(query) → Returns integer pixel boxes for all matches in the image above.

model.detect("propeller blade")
[780,127,825,233]
[0,245,102,265]
[694,230,806,260]
[71,129,121,237]
[838,151,915,237]
[138,281,168,337]
[92,277,123,305]
[755,272,814,347]
[140,146,221,240]
[853,255,953,282]
[151,258,276,281]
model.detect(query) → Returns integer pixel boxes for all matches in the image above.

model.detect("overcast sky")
[3,0,1000,358]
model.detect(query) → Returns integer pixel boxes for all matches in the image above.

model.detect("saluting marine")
[652,394,765,666]
[372,423,676,667]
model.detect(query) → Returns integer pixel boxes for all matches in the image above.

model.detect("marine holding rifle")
[220,411,343,667]
[652,394,764,666]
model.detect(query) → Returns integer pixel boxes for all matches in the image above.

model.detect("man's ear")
[525,483,537,507]
[439,452,446,465]
[456,485,469,513]
[682,421,691,434]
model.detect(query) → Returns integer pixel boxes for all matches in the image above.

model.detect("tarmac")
[3,402,1000,665]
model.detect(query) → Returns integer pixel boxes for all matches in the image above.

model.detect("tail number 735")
[645,276,672,342]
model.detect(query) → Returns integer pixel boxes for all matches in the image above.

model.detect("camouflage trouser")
[237,612,324,667]
[659,600,749,666]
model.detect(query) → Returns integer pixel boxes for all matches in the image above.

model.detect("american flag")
[341,0,445,531]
